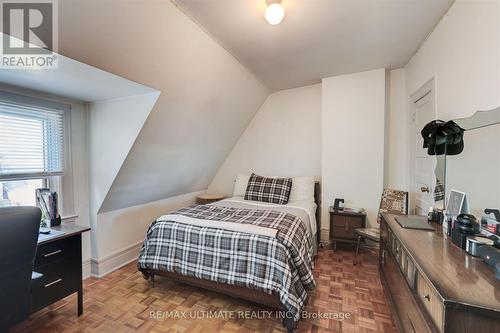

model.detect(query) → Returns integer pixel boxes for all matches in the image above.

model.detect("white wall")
[208,84,322,195]
[386,68,407,190]
[388,0,500,197]
[88,94,159,214]
[322,69,386,232]
[87,93,160,259]
[91,190,203,277]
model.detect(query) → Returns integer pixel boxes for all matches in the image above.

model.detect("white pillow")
[289,176,315,202]
[233,174,251,197]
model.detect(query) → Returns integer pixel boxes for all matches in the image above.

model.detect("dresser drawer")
[380,242,432,333]
[380,219,389,243]
[31,257,81,312]
[35,235,80,267]
[416,272,444,332]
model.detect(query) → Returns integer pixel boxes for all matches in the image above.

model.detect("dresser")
[329,208,366,250]
[31,224,90,315]
[380,213,500,333]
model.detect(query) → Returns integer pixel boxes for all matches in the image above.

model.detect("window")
[0,90,69,207]
[0,179,45,207]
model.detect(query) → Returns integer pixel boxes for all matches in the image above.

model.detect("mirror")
[454,106,500,131]
[434,154,446,210]
[441,106,500,231]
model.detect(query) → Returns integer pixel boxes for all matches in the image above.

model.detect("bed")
[138,180,321,332]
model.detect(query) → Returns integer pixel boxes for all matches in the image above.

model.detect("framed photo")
[447,189,468,218]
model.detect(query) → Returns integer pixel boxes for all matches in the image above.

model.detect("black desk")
[32,224,90,315]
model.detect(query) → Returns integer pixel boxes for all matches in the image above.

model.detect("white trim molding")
[82,259,91,279]
[90,241,143,278]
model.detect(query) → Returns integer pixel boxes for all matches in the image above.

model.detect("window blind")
[0,91,69,180]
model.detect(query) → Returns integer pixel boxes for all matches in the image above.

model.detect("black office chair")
[0,207,41,330]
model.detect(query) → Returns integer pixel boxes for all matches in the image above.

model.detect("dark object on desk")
[395,215,435,231]
[483,209,500,235]
[333,198,344,211]
[39,227,51,234]
[451,214,479,250]
[36,188,61,227]
[456,213,479,234]
[478,245,500,271]
[0,206,41,331]
[428,208,443,224]
[329,207,366,251]
[31,224,90,317]
[485,208,500,222]
[466,235,495,257]
[451,227,468,250]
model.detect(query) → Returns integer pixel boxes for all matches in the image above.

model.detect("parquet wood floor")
[12,246,396,333]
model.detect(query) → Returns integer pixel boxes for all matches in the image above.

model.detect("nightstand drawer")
[330,215,364,229]
[35,236,79,267]
[31,257,81,312]
[331,225,358,239]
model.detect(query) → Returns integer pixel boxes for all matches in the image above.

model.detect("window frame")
[0,90,72,213]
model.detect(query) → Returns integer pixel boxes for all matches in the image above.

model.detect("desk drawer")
[35,235,79,267]
[416,272,444,332]
[31,257,80,312]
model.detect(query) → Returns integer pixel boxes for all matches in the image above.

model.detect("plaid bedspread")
[138,204,315,321]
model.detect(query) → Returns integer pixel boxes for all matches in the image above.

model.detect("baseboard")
[90,241,143,278]
[82,259,91,279]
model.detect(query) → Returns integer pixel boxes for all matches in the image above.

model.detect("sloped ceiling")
[176,0,454,91]
[57,0,269,212]
[0,33,156,102]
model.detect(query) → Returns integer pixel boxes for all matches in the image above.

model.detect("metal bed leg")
[151,273,155,288]
[354,235,362,265]
[283,317,296,333]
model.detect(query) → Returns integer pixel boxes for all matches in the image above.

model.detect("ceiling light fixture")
[265,2,285,25]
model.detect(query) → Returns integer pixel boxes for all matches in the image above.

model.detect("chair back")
[0,206,41,329]
[377,189,408,224]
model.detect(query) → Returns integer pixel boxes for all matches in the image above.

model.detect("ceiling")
[175,0,454,91]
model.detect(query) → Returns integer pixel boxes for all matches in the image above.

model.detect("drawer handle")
[423,294,430,302]
[43,249,62,257]
[44,278,62,288]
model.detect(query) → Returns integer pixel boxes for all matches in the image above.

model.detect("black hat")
[421,120,464,156]
[443,121,464,155]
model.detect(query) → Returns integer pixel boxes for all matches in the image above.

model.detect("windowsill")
[61,214,78,224]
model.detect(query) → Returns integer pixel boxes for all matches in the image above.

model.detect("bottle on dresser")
[442,211,452,237]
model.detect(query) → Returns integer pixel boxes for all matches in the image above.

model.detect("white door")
[412,84,437,216]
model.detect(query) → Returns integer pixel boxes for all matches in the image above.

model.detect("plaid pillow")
[244,173,292,204]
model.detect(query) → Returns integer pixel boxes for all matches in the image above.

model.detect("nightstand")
[329,207,366,251]
[196,193,226,205]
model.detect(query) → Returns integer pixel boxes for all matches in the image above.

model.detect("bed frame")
[141,182,321,333]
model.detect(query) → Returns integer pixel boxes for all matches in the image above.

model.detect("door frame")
[408,77,437,214]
